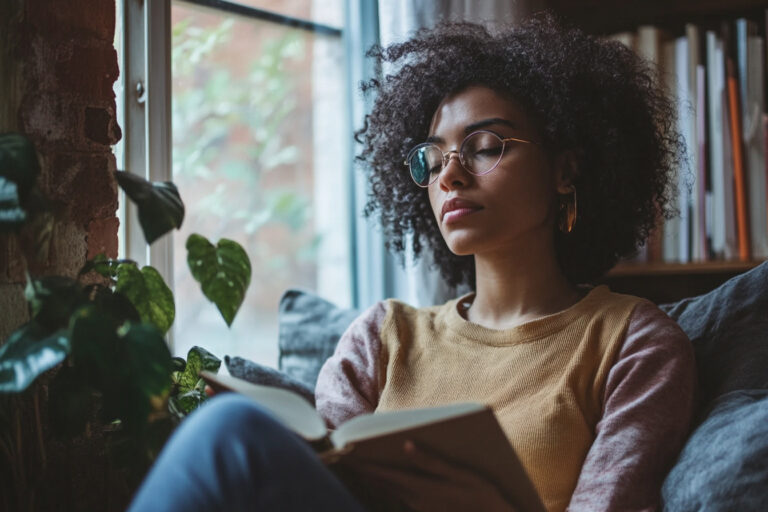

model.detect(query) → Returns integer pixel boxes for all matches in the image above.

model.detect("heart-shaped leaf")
[0,132,40,198]
[114,263,175,335]
[115,170,185,245]
[112,323,172,432]
[0,322,70,392]
[176,345,220,393]
[186,234,251,327]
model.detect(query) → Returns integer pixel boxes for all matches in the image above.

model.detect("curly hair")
[357,14,685,288]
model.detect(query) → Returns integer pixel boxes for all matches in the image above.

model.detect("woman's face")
[426,85,570,258]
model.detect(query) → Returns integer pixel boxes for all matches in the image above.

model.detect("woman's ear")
[554,150,579,194]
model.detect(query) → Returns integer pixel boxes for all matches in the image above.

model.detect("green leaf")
[0,132,39,199]
[121,323,173,399]
[171,389,206,416]
[0,177,26,231]
[186,234,251,326]
[0,323,70,392]
[114,171,185,245]
[69,305,119,389]
[25,275,87,330]
[86,284,142,326]
[106,323,172,433]
[176,346,220,393]
[114,263,175,335]
[79,253,136,279]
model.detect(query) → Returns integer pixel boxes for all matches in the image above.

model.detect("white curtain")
[372,0,535,307]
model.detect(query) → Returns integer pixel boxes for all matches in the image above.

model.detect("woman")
[130,15,695,512]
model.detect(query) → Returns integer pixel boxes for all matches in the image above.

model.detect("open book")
[200,371,545,512]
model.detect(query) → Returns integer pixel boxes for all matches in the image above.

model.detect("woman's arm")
[568,301,697,512]
[315,301,388,428]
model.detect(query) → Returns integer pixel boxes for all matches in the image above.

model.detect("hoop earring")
[558,188,577,233]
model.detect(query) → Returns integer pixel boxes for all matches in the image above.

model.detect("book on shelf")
[199,371,546,512]
[612,13,768,265]
[741,20,768,259]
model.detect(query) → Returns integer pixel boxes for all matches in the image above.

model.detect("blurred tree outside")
[171,10,326,364]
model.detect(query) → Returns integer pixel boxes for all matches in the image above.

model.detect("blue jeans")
[129,394,367,511]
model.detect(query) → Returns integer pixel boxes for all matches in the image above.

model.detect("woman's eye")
[429,164,442,175]
[474,145,503,156]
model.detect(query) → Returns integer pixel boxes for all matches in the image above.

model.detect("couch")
[225,261,768,511]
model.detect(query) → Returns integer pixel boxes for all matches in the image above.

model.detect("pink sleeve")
[567,301,697,512]
[314,301,388,428]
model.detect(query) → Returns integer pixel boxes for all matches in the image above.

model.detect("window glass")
[233,0,343,29]
[171,1,350,366]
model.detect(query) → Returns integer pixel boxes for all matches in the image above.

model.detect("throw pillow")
[661,389,768,511]
[277,289,360,391]
[224,355,316,406]
[659,260,768,413]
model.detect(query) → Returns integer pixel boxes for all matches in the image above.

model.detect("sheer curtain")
[348,1,542,309]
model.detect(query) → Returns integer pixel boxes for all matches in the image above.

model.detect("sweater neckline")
[443,285,610,345]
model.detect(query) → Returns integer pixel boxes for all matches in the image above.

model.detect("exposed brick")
[0,283,28,343]
[19,91,79,148]
[0,234,26,283]
[86,216,119,260]
[48,151,118,225]
[84,106,120,146]
[48,221,87,278]
[25,0,115,43]
[55,44,118,102]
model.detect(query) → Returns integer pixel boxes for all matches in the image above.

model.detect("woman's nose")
[437,151,470,189]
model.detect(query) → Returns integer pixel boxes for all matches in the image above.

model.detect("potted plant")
[0,132,252,510]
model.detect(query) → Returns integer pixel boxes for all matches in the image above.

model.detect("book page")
[331,402,484,448]
[199,371,328,441]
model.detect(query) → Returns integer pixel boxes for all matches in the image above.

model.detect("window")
[116,0,352,367]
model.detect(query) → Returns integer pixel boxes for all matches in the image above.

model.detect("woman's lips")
[443,207,482,223]
[441,198,483,223]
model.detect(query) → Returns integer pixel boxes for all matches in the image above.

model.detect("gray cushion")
[277,289,359,391]
[659,261,768,511]
[661,389,768,511]
[660,260,768,412]
[224,355,316,406]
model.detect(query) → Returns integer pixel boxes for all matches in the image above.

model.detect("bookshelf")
[546,0,768,303]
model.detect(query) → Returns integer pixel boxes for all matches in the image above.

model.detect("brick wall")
[0,0,120,342]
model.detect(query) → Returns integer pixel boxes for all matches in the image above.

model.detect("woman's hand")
[349,440,518,512]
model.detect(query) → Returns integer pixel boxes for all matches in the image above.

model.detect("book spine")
[707,31,727,259]
[726,56,752,261]
[746,34,768,258]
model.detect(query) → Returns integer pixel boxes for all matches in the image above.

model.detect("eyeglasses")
[404,130,537,188]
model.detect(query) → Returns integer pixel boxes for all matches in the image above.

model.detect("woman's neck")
[467,245,582,330]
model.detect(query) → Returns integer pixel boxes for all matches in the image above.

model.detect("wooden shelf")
[608,260,762,277]
[598,260,764,304]
[546,0,768,35]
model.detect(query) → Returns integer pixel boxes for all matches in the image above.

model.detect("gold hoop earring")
[559,188,577,233]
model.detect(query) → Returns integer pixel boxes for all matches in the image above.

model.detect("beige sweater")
[316,285,696,511]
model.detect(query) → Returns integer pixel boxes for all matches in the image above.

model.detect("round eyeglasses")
[404,130,537,188]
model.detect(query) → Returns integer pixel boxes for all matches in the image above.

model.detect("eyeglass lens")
[408,131,506,186]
